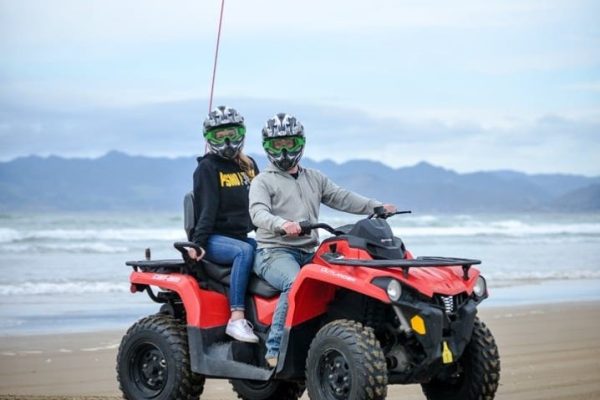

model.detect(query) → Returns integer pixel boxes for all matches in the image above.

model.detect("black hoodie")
[191,153,259,247]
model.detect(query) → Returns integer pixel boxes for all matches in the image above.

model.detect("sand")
[1,302,599,400]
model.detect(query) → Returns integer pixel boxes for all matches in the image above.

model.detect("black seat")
[184,192,279,299]
[200,259,279,298]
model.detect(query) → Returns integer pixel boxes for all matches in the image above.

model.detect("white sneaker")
[226,319,259,343]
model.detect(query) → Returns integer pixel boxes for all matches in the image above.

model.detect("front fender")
[285,263,390,327]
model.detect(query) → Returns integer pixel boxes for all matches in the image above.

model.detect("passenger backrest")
[184,191,195,241]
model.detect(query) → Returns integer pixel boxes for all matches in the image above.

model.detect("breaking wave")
[484,269,600,281]
[0,281,130,295]
[391,220,600,237]
[0,242,128,254]
[0,228,185,243]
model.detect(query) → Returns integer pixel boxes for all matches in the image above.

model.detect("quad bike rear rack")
[125,241,203,273]
[320,253,481,280]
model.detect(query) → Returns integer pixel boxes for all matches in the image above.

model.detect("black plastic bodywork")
[187,325,273,380]
[187,316,318,382]
[387,298,478,383]
[348,218,406,259]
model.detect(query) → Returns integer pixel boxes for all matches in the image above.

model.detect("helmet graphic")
[262,113,306,171]
[203,106,246,159]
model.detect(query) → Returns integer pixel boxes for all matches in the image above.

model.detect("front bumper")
[388,298,478,383]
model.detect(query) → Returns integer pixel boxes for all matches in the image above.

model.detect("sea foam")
[0,281,129,295]
[0,228,185,244]
[0,242,128,254]
[391,221,600,237]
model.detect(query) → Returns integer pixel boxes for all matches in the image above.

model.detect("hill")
[0,152,598,212]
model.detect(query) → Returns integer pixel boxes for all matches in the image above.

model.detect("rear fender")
[130,271,229,328]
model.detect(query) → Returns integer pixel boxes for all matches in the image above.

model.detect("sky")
[1,0,599,175]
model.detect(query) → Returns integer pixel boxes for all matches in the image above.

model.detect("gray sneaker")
[226,319,259,343]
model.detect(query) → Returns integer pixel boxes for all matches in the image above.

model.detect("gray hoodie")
[249,164,383,251]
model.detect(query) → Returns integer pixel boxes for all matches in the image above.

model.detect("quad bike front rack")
[320,253,481,280]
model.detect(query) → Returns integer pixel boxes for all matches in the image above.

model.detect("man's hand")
[383,204,397,213]
[281,221,302,236]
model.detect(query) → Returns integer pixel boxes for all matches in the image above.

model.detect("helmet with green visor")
[203,106,246,159]
[262,113,306,171]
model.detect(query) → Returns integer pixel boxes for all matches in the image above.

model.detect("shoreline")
[1,301,599,400]
[3,277,600,337]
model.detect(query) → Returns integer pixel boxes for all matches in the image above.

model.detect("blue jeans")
[253,247,314,358]
[205,234,257,311]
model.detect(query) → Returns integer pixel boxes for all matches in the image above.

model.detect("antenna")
[208,0,226,112]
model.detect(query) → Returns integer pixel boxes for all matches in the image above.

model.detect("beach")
[1,301,599,400]
[1,212,600,399]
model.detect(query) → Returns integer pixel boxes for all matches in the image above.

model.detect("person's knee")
[280,270,299,292]
[239,241,255,258]
[231,242,255,265]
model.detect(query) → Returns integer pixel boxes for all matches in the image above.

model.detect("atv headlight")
[473,276,487,297]
[387,280,402,302]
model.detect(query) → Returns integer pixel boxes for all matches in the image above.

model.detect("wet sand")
[1,302,599,400]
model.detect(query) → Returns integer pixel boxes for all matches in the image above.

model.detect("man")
[249,113,396,367]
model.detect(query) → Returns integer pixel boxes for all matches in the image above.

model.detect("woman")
[187,105,259,343]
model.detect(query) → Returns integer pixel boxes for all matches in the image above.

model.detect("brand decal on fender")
[152,274,181,283]
[319,267,356,282]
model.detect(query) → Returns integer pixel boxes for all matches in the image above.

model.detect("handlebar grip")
[275,221,313,236]
[299,220,312,236]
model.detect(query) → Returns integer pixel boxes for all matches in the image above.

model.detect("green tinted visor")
[204,125,246,144]
[263,136,306,154]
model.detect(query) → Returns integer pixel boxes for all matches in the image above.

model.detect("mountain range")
[0,151,598,213]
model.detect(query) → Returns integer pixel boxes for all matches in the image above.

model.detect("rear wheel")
[230,379,305,400]
[117,314,205,400]
[422,318,500,400]
[306,319,387,400]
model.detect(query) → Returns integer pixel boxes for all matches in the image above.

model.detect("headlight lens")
[387,279,402,301]
[473,276,487,297]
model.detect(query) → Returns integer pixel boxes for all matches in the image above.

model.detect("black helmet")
[203,106,246,159]
[262,113,306,171]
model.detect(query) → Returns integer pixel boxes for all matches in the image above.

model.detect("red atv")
[117,201,500,400]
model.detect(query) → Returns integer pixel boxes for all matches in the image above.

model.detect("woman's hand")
[186,247,205,261]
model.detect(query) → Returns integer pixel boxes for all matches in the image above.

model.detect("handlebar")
[368,206,412,219]
[275,221,343,236]
[276,207,412,237]
[299,221,342,236]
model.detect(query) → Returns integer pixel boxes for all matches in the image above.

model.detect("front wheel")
[230,379,305,400]
[306,319,388,400]
[116,314,205,400]
[422,317,500,400]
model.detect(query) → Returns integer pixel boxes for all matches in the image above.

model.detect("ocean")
[1,211,599,336]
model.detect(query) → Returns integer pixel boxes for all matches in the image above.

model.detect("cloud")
[2,0,598,117]
[564,81,600,92]
[1,0,598,176]
[0,0,568,47]
[1,96,599,175]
